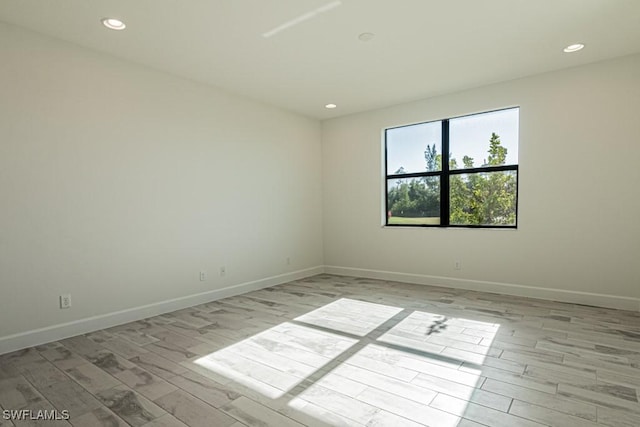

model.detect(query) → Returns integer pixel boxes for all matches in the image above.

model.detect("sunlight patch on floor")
[294,298,404,336]
[194,320,358,398]
[195,297,500,425]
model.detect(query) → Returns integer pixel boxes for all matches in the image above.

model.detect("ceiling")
[1,0,639,119]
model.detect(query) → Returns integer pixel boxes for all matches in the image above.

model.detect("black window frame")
[384,107,519,229]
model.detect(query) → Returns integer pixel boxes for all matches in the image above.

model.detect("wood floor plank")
[3,274,640,426]
[329,363,436,403]
[509,400,600,427]
[220,396,304,427]
[0,376,46,410]
[0,403,15,427]
[289,385,380,426]
[39,380,102,419]
[113,367,176,401]
[597,406,640,427]
[481,378,597,421]
[68,406,128,427]
[355,386,457,426]
[96,386,166,427]
[18,360,68,389]
[38,347,87,372]
[165,371,241,408]
[557,383,640,413]
[138,414,189,427]
[430,393,546,427]
[411,373,511,412]
[154,390,236,427]
[127,353,188,381]
[64,364,121,395]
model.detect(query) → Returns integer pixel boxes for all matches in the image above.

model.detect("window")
[385,107,519,228]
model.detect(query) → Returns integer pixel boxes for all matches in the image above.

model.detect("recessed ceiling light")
[101,18,126,31]
[325,103,337,109]
[563,43,584,53]
[358,32,375,42]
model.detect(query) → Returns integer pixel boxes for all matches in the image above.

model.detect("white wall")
[322,54,640,309]
[0,22,324,345]
[2,21,639,355]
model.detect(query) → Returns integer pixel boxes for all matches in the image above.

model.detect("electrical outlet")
[454,260,462,270]
[286,257,291,265]
[199,271,206,281]
[220,266,226,277]
[60,294,72,309]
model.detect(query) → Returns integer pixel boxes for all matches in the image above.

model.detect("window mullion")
[441,120,450,226]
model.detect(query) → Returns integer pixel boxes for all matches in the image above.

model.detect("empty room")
[1,1,640,426]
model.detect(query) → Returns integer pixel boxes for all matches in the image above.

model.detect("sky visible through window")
[387,108,519,173]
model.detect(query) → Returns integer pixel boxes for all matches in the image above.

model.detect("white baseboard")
[0,266,324,356]
[325,265,640,312]
[3,264,637,355]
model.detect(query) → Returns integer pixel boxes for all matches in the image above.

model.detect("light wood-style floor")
[2,274,640,427]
